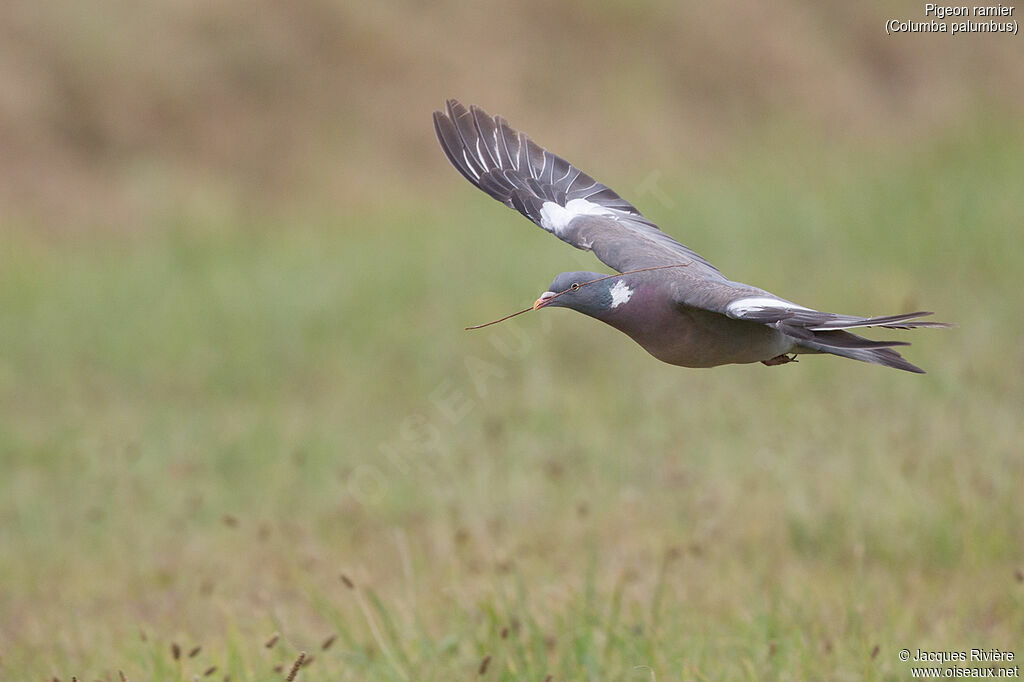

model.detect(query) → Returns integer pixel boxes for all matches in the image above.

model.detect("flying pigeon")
[433,99,950,373]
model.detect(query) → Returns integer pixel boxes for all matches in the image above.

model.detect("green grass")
[1,129,1022,681]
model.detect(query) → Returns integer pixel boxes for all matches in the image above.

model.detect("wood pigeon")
[433,100,950,373]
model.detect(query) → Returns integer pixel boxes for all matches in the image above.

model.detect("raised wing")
[433,99,724,277]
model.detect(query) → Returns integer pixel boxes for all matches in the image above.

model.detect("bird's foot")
[762,353,799,367]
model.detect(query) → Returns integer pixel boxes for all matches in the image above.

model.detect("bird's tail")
[792,328,925,373]
[765,310,951,373]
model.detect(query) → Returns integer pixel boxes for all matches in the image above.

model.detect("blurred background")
[1,1,1022,680]
[3,0,1023,229]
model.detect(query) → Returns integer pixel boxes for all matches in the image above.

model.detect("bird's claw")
[762,353,798,367]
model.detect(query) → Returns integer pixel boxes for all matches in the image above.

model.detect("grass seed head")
[285,652,306,681]
[478,654,491,675]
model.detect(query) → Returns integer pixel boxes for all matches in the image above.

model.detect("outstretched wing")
[721,297,951,332]
[669,278,951,332]
[670,281,951,373]
[433,99,725,278]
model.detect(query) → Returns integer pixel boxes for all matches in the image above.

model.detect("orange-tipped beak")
[533,291,556,310]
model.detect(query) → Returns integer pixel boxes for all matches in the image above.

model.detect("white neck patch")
[609,279,633,308]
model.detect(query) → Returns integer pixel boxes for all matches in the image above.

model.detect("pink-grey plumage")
[434,99,950,373]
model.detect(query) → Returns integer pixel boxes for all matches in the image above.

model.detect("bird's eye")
[570,282,580,291]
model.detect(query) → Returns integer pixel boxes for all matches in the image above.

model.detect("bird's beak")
[533,291,556,310]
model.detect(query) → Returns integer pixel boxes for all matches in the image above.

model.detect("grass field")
[1,128,1022,681]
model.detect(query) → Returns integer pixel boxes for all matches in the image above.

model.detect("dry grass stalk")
[351,586,409,680]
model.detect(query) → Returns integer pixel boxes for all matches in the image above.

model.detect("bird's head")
[533,271,635,317]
